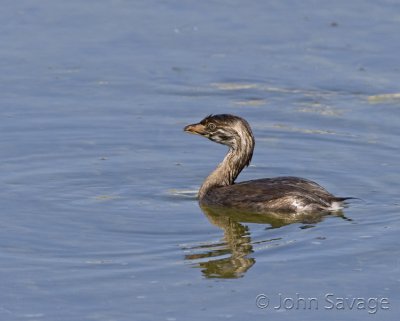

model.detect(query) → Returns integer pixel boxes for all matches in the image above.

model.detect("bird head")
[184,114,254,151]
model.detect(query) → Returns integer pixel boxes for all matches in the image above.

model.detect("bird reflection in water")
[183,206,349,279]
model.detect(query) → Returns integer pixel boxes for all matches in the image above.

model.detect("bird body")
[184,114,348,214]
[201,177,346,213]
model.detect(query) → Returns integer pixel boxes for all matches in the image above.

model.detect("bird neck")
[198,136,254,200]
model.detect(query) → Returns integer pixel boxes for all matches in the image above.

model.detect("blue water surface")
[1,1,400,320]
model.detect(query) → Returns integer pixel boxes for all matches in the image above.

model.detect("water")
[1,0,400,320]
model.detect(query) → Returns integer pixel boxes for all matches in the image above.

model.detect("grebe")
[184,114,349,214]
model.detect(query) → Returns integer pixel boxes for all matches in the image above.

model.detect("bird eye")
[208,123,216,130]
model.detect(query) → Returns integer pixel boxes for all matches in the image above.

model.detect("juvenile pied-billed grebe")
[184,114,349,214]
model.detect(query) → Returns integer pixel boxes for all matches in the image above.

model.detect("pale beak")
[184,123,207,135]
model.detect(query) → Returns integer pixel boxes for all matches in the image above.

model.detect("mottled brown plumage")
[184,114,348,214]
